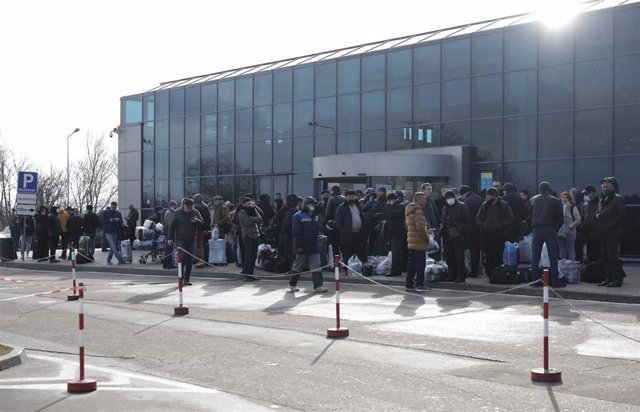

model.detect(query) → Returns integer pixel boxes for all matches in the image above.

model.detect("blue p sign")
[18,171,38,193]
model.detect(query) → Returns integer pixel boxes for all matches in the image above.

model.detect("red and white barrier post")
[174,248,189,316]
[531,269,562,382]
[327,255,349,338]
[67,282,97,393]
[67,243,79,301]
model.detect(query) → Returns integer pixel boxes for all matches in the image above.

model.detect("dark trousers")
[467,230,481,275]
[326,229,340,260]
[482,232,505,276]
[175,239,195,282]
[60,232,69,257]
[531,226,560,284]
[128,225,136,243]
[36,236,49,260]
[48,234,59,262]
[586,239,601,263]
[444,236,466,281]
[600,238,623,282]
[406,249,426,288]
[574,237,585,263]
[389,236,407,276]
[340,232,366,269]
[242,236,259,275]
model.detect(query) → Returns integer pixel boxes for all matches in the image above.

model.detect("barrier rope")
[549,286,640,344]
[0,252,61,262]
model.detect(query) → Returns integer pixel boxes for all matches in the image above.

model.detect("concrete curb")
[0,344,26,371]
[3,260,639,304]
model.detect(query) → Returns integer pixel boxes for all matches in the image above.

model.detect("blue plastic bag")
[503,241,519,267]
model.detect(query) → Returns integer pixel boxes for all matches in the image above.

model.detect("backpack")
[580,261,605,283]
[490,265,519,284]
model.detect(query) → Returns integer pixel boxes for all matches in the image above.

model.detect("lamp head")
[73,128,80,133]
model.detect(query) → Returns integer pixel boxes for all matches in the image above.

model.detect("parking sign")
[17,171,38,193]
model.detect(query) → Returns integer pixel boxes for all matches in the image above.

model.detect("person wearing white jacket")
[558,191,582,261]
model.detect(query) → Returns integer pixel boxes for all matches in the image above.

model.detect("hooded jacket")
[238,205,263,240]
[528,182,563,229]
[257,194,275,222]
[292,197,321,255]
[193,194,211,229]
[48,207,62,237]
[168,207,204,241]
[596,177,626,239]
[477,199,513,235]
[501,183,527,240]
[405,202,428,250]
[282,193,301,238]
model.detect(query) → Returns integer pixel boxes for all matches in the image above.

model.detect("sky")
[0,0,581,171]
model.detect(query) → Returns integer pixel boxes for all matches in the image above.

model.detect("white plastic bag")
[376,251,392,275]
[427,232,440,255]
[540,243,550,268]
[212,225,220,240]
[464,249,472,274]
[347,255,362,278]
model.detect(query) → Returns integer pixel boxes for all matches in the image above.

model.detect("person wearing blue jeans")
[104,233,124,264]
[100,201,125,265]
[557,191,581,262]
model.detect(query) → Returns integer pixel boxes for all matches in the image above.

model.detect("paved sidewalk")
[2,248,639,304]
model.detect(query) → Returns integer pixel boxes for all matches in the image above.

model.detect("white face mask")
[308,205,315,212]
[446,198,455,206]
[584,195,591,202]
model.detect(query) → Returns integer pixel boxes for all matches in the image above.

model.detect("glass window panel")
[169,89,184,118]
[218,111,234,144]
[294,100,314,136]
[387,127,413,151]
[361,129,386,153]
[292,173,313,198]
[294,136,313,172]
[123,96,142,124]
[338,94,360,132]
[201,114,217,145]
[538,112,573,159]
[254,106,272,140]
[472,74,502,118]
[575,158,612,193]
[575,59,613,109]
[185,147,200,177]
[273,138,293,173]
[614,156,640,200]
[293,67,313,100]
[414,44,440,84]
[614,105,640,155]
[575,12,613,61]
[505,69,537,115]
[537,160,572,194]
[143,122,154,151]
[144,94,154,122]
[575,109,612,157]
[254,140,272,174]
[169,118,184,148]
[236,108,253,142]
[362,54,385,91]
[185,178,199,198]
[218,80,235,111]
[472,163,501,192]
[441,121,470,146]
[274,103,292,139]
[273,69,296,103]
[387,49,412,88]
[315,62,336,98]
[170,148,184,179]
[235,77,253,108]
[337,132,360,154]
[217,176,233,202]
[443,78,470,121]
[143,151,154,180]
[155,91,169,120]
[443,38,470,79]
[539,25,574,67]
[155,180,169,207]
[472,32,503,76]
[539,64,574,112]
[503,161,536,193]
[614,54,640,105]
[314,97,336,133]
[170,179,184,201]
[235,142,252,174]
[414,83,440,124]
[201,177,216,200]
[338,58,360,95]
[413,125,440,148]
[254,73,272,106]
[615,7,640,55]
[235,176,253,199]
[155,120,169,150]
[200,145,217,176]
[315,133,336,157]
[504,115,536,161]
[142,180,153,209]
[201,83,217,113]
[362,91,385,129]
[387,87,412,128]
[472,119,502,161]
[218,144,234,175]
[185,86,200,116]
[505,25,537,71]
[185,115,200,147]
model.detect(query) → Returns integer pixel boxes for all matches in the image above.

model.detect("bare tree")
[37,164,67,209]
[0,142,32,227]
[70,134,117,212]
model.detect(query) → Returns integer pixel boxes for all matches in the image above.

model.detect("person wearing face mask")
[528,182,564,287]
[237,197,262,281]
[557,191,581,261]
[440,190,471,283]
[288,197,328,293]
[595,177,626,287]
[580,185,600,263]
[335,190,366,270]
[459,185,483,277]
[476,188,513,277]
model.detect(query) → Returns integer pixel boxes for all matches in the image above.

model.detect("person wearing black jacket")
[168,198,203,285]
[67,208,84,255]
[528,181,564,287]
[383,192,407,277]
[477,188,513,276]
[281,193,301,269]
[335,190,366,267]
[47,206,62,263]
[323,185,345,260]
[34,206,49,261]
[193,194,211,268]
[580,185,600,263]
[459,185,483,277]
[440,190,471,283]
[362,187,387,256]
[596,177,626,287]
[288,197,327,293]
[501,183,526,242]
[125,205,139,243]
[82,205,100,257]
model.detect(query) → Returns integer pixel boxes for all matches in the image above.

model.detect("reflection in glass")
[274,103,292,139]
[315,133,336,157]
[155,180,169,207]
[443,38,470,79]
[575,109,612,157]
[538,160,572,193]
[472,33,502,76]
[185,86,200,116]
[315,62,336,98]
[123,96,142,124]
[294,100,313,136]
[505,26,537,71]
[217,176,233,202]
[505,70,537,115]
[614,105,640,154]
[254,106,272,140]
[472,74,502,118]
[575,59,613,109]
[574,158,612,193]
[361,129,386,153]
[235,77,253,108]
[315,97,336,133]
[504,116,536,161]
[202,83,217,113]
[185,178,199,198]
[235,176,253,199]
[538,112,573,159]
[414,44,440,84]
[143,122,154,151]
[614,156,640,201]
[337,132,360,154]
[387,127,412,151]
[144,94,154,122]
[185,147,201,177]
[294,67,313,100]
[218,80,235,111]
[236,108,253,142]
[441,121,470,146]
[169,118,184,148]
[539,64,574,112]
[387,87,412,128]
[575,12,613,61]
[338,58,360,95]
[615,7,640,56]
[254,73,272,106]
[169,88,184,118]
[539,25,574,67]
[170,179,184,201]
[273,138,293,173]
[362,54,385,91]
[503,161,536,192]
[254,140,272,174]
[143,180,153,208]
[143,151,153,180]
[362,91,385,130]
[338,94,360,132]
[169,148,184,179]
[218,111,235,144]
[218,144,234,175]
[614,54,640,105]
[201,177,216,199]
[201,114,217,145]
[414,83,440,124]
[443,78,470,121]
[235,142,253,174]
[185,116,200,147]
[387,49,411,88]
[155,91,169,120]
[294,136,313,172]
[200,145,217,176]
[472,119,502,161]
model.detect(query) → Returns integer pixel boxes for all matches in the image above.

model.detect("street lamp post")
[66,128,80,207]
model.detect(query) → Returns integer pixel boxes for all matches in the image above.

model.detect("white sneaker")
[313,287,328,293]
[288,285,299,292]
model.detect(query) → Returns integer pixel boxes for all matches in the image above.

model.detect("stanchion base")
[67,294,79,301]
[326,327,349,338]
[67,378,97,393]
[531,368,562,382]
[174,306,189,316]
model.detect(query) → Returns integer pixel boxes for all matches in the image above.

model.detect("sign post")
[16,172,38,216]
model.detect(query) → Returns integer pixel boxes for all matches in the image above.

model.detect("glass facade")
[121,2,640,255]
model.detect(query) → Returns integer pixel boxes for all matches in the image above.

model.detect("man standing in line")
[168,198,203,286]
[47,206,61,263]
[459,185,483,277]
[580,185,600,263]
[383,192,407,277]
[440,190,471,283]
[288,197,327,293]
[192,194,211,268]
[125,204,139,244]
[100,201,126,265]
[335,190,366,268]
[595,177,626,287]
[323,185,345,261]
[82,205,100,258]
[58,207,70,259]
[501,183,527,243]
[477,188,513,276]
[405,192,429,292]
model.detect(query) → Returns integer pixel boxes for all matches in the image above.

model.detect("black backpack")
[490,265,519,284]
[580,261,605,283]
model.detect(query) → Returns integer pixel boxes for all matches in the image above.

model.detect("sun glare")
[536,0,581,28]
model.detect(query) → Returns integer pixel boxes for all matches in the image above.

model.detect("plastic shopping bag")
[347,255,362,278]
[427,232,440,255]
[376,251,392,275]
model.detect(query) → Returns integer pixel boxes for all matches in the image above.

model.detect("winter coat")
[477,199,513,235]
[282,194,300,238]
[440,201,470,239]
[82,211,100,235]
[324,193,345,227]
[463,192,483,233]
[67,215,84,239]
[19,216,36,236]
[335,201,364,245]
[528,194,563,230]
[292,209,321,255]
[581,198,599,240]
[35,214,48,239]
[257,194,275,223]
[126,208,139,228]
[168,208,203,241]
[100,209,124,235]
[194,202,211,229]
[48,213,62,237]
[502,192,527,239]
[406,203,428,250]
[423,197,440,230]
[58,209,69,233]
[383,201,406,239]
[558,204,581,238]
[239,207,263,240]
[596,193,626,239]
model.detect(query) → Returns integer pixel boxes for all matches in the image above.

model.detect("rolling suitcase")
[120,239,132,263]
[76,235,93,264]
